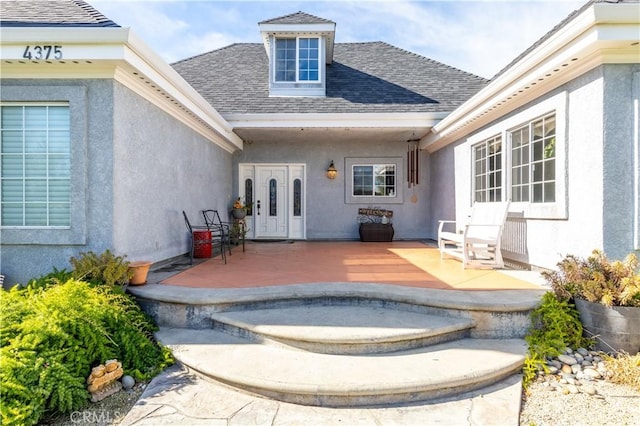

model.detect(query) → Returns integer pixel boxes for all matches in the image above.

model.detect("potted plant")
[231,197,251,219]
[357,207,394,242]
[543,249,640,354]
[129,260,153,286]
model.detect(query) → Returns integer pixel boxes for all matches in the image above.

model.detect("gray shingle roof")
[259,11,335,25]
[0,0,119,27]
[172,42,488,115]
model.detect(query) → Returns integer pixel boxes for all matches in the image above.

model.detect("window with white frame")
[275,37,319,82]
[353,164,396,197]
[510,113,556,203]
[473,135,502,202]
[1,104,70,227]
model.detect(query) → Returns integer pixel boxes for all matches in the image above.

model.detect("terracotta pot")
[575,298,640,354]
[129,261,152,286]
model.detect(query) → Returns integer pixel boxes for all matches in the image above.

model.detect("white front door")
[256,166,287,238]
[238,164,305,240]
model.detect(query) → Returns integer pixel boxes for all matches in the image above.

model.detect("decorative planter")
[359,223,394,242]
[231,209,246,219]
[129,261,152,286]
[575,299,640,354]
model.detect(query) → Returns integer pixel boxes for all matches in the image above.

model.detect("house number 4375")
[23,45,63,60]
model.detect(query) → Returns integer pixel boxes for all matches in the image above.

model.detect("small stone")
[564,347,574,354]
[582,360,592,367]
[562,364,573,374]
[571,364,582,374]
[594,356,603,364]
[562,387,570,395]
[583,369,602,380]
[566,377,576,386]
[121,375,135,390]
[574,353,584,363]
[576,371,584,380]
[584,355,593,362]
[567,384,579,394]
[558,354,578,365]
[549,359,562,369]
[548,366,559,374]
[583,385,597,395]
[577,348,589,356]
[560,378,568,384]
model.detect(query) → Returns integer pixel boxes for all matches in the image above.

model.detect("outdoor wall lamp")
[326,160,338,179]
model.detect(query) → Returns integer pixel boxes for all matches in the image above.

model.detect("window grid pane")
[509,113,555,203]
[0,105,70,227]
[472,135,502,203]
[352,164,396,197]
[275,38,296,82]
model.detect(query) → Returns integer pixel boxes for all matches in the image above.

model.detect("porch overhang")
[225,112,447,144]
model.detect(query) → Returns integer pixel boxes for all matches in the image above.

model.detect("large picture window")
[1,104,70,227]
[473,135,502,202]
[353,164,396,197]
[274,37,319,82]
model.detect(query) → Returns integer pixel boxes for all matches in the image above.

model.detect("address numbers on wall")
[23,45,63,60]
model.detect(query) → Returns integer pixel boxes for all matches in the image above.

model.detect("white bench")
[437,201,511,269]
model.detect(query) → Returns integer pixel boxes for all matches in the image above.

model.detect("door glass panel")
[244,178,253,216]
[269,178,277,216]
[293,179,301,216]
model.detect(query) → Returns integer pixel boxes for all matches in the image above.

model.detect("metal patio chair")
[202,209,233,258]
[182,210,226,265]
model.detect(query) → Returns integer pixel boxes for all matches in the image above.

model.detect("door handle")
[257,200,261,215]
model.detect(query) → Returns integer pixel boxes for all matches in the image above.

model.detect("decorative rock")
[582,360,592,367]
[571,364,582,374]
[559,354,578,365]
[122,375,135,390]
[567,384,580,394]
[549,359,562,369]
[584,354,593,362]
[90,380,122,402]
[562,387,570,395]
[583,369,602,380]
[566,377,577,386]
[564,347,574,355]
[577,348,589,356]
[548,366,559,374]
[576,371,584,380]
[561,364,574,374]
[583,385,597,396]
[574,353,584,363]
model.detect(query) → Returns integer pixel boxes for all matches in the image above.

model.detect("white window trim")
[472,134,503,203]
[273,36,321,84]
[345,157,404,204]
[466,91,567,219]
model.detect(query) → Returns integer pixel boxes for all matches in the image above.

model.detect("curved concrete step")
[156,327,527,407]
[211,305,475,354]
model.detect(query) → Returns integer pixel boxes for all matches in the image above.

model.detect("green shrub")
[523,292,592,389]
[69,249,133,287]
[0,279,173,426]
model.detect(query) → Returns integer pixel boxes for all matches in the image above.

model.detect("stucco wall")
[431,65,640,269]
[1,79,114,285]
[430,65,640,268]
[234,138,431,240]
[111,82,232,263]
[601,64,640,260]
[0,79,233,287]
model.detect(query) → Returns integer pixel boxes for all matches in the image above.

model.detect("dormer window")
[259,11,335,97]
[275,37,320,82]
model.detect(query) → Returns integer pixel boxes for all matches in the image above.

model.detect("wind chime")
[407,135,420,188]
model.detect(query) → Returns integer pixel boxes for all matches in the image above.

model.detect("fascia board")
[224,112,448,129]
[422,3,639,152]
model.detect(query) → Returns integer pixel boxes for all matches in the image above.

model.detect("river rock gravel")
[520,348,640,426]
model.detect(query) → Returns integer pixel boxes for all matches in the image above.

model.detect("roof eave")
[422,1,640,153]
[0,26,242,153]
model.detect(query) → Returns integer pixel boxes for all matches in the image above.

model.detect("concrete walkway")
[121,363,523,425]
